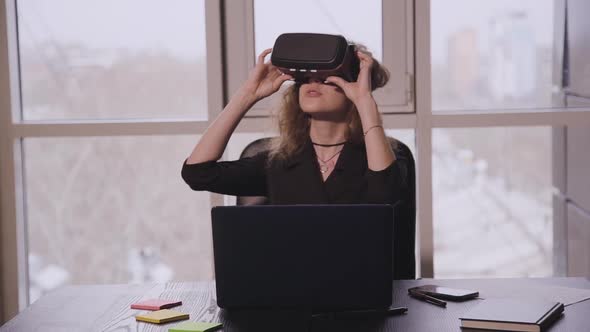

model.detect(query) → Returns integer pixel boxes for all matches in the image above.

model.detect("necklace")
[312,140,347,147]
[316,148,343,173]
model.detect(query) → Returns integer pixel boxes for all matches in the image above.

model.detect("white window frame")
[2,0,590,321]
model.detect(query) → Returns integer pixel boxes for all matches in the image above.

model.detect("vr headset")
[271,33,360,83]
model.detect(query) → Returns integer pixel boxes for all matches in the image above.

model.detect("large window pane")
[254,0,383,61]
[24,135,210,303]
[17,0,208,120]
[433,127,553,278]
[431,0,554,111]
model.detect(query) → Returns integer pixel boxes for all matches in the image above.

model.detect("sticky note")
[131,299,182,310]
[135,309,189,324]
[169,321,223,332]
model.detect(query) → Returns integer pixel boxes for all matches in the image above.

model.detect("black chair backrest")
[237,138,273,206]
[237,137,416,280]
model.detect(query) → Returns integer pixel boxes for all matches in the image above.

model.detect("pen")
[408,290,447,308]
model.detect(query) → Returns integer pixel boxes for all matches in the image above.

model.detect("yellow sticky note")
[136,309,190,324]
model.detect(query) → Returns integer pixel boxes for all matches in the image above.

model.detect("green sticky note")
[168,321,223,332]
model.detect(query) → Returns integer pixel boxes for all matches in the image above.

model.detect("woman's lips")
[306,90,322,97]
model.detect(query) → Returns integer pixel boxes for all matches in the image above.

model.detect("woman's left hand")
[324,50,375,106]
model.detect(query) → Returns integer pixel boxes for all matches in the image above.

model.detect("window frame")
[2,0,590,321]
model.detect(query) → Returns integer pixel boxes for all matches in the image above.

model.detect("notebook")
[211,205,394,311]
[460,298,564,332]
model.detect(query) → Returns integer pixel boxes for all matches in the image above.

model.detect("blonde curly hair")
[268,44,390,162]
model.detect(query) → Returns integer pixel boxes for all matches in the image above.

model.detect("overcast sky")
[16,0,553,63]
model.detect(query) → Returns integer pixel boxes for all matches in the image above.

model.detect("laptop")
[211,204,394,311]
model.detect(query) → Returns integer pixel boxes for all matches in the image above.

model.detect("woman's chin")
[300,99,351,117]
[302,109,348,121]
[300,103,342,115]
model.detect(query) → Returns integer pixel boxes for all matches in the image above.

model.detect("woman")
[181,45,408,205]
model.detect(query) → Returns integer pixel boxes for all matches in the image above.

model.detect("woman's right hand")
[239,48,293,102]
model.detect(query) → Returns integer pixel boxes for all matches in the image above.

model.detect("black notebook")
[459,298,564,332]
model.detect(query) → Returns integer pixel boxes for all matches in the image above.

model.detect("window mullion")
[415,0,434,278]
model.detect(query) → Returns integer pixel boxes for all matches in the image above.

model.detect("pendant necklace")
[316,148,343,173]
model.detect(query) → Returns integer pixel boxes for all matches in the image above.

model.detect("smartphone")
[408,285,479,301]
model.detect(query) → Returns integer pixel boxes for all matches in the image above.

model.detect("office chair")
[237,137,416,280]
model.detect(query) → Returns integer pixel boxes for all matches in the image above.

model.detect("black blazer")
[181,138,415,279]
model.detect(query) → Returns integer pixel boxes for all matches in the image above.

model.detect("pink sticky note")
[131,299,182,310]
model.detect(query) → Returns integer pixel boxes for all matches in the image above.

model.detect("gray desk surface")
[2,278,589,332]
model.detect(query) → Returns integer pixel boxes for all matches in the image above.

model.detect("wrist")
[363,124,383,136]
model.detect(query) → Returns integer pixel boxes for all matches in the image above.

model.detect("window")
[254,0,383,61]
[24,135,212,303]
[17,0,208,120]
[431,0,554,111]
[1,0,222,309]
[427,0,568,279]
[3,0,590,317]
[432,127,553,277]
[225,0,414,115]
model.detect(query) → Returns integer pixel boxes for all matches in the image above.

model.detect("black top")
[181,139,407,205]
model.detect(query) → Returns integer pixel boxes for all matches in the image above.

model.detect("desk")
[2,278,589,332]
